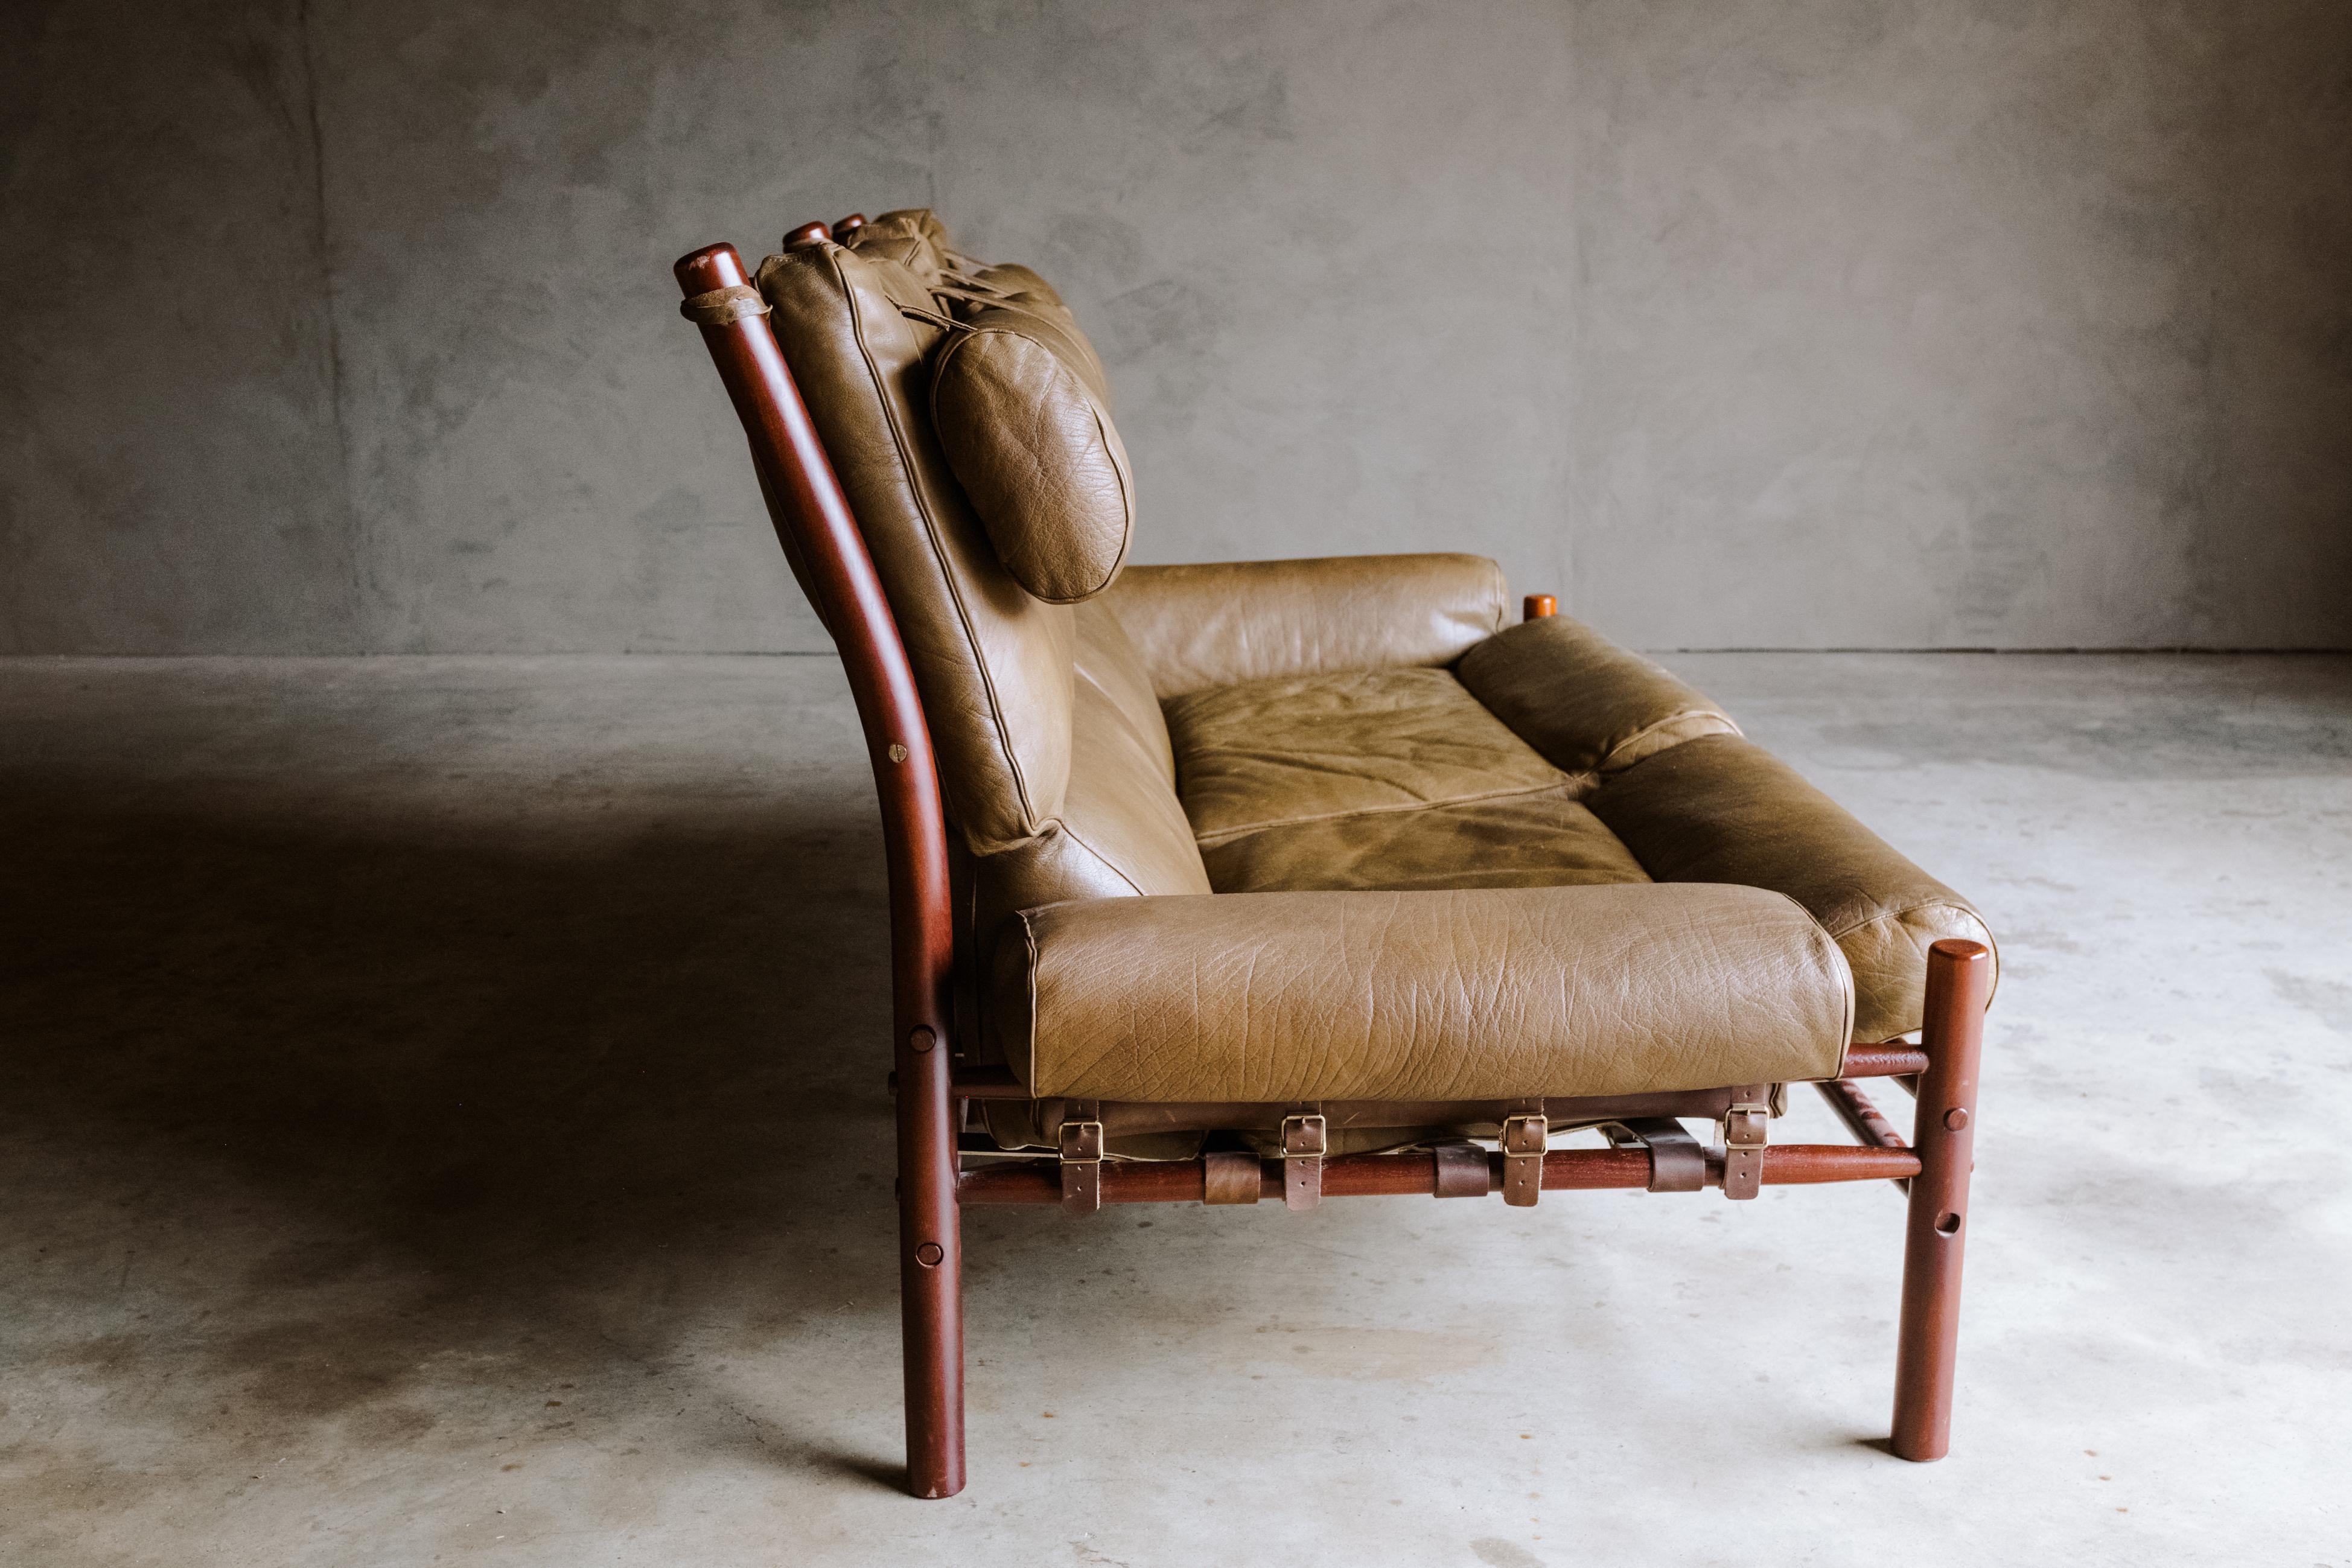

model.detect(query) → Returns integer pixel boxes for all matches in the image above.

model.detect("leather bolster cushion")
[931,307,1133,604]
[1455,614,1741,775]
[991,882,1855,1103]
[1586,733,2000,1042]
[1103,554,1510,699]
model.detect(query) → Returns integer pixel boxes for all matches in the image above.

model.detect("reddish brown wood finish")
[1841,1043,1930,1078]
[1817,1079,1905,1149]
[673,243,964,1499]
[1891,939,1992,1461]
[1523,593,1557,622]
[833,212,868,240]
[1748,1144,1923,1184]
[1815,1078,1912,1193]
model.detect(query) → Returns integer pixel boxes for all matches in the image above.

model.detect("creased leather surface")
[931,319,1133,604]
[1203,785,1651,894]
[840,208,954,284]
[973,607,1209,958]
[760,239,1072,855]
[952,273,1113,406]
[995,882,1854,1101]
[1104,555,1509,698]
[1587,733,1999,1041]
[1074,599,1173,783]
[1456,615,1741,774]
[975,674,1211,931]
[1166,667,1564,846]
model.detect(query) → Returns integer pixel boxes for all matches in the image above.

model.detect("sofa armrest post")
[675,241,964,1500]
[1891,939,1992,1461]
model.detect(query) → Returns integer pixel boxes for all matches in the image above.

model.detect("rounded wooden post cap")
[783,221,831,251]
[1523,593,1557,622]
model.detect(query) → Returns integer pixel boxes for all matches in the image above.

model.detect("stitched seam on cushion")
[1016,914,1044,1091]
[1846,899,2003,1008]
[837,247,1045,834]
[1045,820,1149,897]
[1088,397,1133,596]
[1823,894,1983,944]
[942,327,1134,605]
[1190,776,1570,847]
[1026,388,1132,604]
[1752,888,1858,1080]
[1598,709,1742,770]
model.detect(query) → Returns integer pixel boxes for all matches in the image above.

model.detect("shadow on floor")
[0,769,919,1484]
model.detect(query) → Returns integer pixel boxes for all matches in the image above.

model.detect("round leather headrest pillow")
[931,314,1134,604]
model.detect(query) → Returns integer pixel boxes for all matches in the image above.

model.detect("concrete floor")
[1,652,2347,1566]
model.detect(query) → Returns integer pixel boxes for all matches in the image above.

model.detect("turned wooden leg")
[897,1024,964,1497]
[1891,939,1992,1461]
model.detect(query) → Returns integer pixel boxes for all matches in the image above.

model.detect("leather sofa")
[672,209,1998,1499]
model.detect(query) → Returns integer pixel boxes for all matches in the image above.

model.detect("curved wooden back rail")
[674,242,964,1499]
[672,231,1991,1495]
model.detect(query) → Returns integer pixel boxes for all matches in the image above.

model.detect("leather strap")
[1430,1141,1490,1199]
[1608,1118,1706,1193]
[1202,1150,1261,1205]
[1720,1086,1770,1200]
[1280,1112,1327,1211]
[1057,1100,1103,1215]
[678,284,769,325]
[1500,1106,1547,1208]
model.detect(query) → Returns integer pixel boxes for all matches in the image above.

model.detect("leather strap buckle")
[1720,1087,1770,1201]
[1500,1111,1547,1208]
[1057,1101,1103,1215]
[1280,1112,1327,1212]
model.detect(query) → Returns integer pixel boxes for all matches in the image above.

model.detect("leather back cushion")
[970,602,1211,952]
[931,310,1134,603]
[756,210,1195,914]
[759,237,1073,855]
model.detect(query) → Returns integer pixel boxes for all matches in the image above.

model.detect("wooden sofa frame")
[674,227,1992,1500]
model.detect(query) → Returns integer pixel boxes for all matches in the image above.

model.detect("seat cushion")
[1202,785,1649,894]
[1165,666,1566,847]
[1161,638,1996,1045]
[993,882,1854,1101]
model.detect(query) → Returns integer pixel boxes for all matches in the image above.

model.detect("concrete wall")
[4,0,2348,654]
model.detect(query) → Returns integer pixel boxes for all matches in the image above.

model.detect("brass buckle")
[1279,1112,1327,1212]
[1500,1111,1547,1208]
[1058,1102,1103,1216]
[1721,1088,1769,1201]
